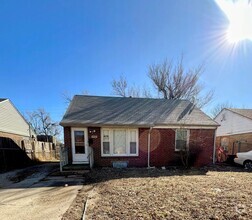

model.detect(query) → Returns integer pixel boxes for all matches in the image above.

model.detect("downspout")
[213,129,217,164]
[29,123,32,139]
[147,127,153,168]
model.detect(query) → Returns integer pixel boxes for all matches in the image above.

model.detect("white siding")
[0,100,33,137]
[215,109,252,136]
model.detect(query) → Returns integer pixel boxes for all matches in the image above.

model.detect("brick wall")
[216,132,252,155]
[149,128,179,166]
[64,127,72,163]
[189,129,215,167]
[64,127,215,167]
[89,128,174,167]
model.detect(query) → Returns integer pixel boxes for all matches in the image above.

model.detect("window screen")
[176,129,187,151]
[102,130,110,154]
[129,130,137,154]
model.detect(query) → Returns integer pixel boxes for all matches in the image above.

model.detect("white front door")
[71,128,89,164]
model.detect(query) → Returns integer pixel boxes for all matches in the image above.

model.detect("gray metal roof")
[60,95,218,127]
[228,108,252,120]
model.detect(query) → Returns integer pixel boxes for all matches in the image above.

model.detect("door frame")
[71,127,89,164]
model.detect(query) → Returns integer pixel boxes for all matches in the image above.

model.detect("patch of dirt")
[79,166,252,220]
[62,185,93,220]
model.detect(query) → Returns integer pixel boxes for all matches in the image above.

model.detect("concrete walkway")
[0,163,84,220]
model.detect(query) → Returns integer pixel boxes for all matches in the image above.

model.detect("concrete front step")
[63,164,90,171]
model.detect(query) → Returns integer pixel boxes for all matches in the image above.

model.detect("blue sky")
[1,0,252,122]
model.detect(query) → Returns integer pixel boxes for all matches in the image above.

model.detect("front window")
[102,128,138,156]
[175,129,189,151]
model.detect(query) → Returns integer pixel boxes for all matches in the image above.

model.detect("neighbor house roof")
[60,95,218,128]
[0,98,7,103]
[227,108,252,121]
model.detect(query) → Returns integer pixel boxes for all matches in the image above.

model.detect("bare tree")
[26,109,60,141]
[142,85,153,98]
[111,75,128,97]
[211,102,234,118]
[111,75,143,97]
[62,90,89,104]
[127,84,141,98]
[148,57,213,108]
[179,144,190,169]
[62,91,73,104]
[112,57,213,108]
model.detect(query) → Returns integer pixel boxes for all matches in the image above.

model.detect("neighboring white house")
[215,108,252,136]
[0,99,60,165]
[215,108,252,155]
[0,98,36,141]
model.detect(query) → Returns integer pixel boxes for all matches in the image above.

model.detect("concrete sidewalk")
[0,163,84,220]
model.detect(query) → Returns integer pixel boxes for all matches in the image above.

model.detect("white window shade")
[113,130,126,154]
[103,130,110,142]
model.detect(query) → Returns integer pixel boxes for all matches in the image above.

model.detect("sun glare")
[216,0,252,43]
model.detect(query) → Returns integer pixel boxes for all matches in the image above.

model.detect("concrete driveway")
[0,163,84,220]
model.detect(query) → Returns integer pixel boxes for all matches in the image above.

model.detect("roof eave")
[60,121,218,129]
[154,123,219,128]
[227,108,252,121]
[60,121,155,128]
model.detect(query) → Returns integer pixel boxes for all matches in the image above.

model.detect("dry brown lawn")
[82,167,251,220]
[63,166,251,220]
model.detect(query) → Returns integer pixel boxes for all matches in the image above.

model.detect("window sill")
[101,154,139,157]
[175,149,189,152]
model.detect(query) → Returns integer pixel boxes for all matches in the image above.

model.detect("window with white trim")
[175,129,189,151]
[102,130,110,154]
[101,128,138,156]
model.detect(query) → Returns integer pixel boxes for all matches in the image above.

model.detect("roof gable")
[0,99,36,137]
[60,95,218,127]
[215,108,252,136]
[227,108,252,121]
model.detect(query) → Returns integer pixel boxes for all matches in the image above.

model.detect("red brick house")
[60,95,218,168]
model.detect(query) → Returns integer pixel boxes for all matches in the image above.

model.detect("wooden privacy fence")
[60,146,68,172]
[231,141,252,155]
[27,141,60,161]
[0,137,60,172]
[0,137,32,171]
